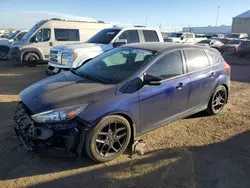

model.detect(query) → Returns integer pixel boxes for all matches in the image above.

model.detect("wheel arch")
[94,111,136,146]
[20,48,43,62]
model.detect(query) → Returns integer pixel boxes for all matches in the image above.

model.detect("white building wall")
[232,18,250,33]
[182,26,232,34]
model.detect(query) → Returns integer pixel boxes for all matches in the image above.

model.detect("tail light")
[223,61,231,71]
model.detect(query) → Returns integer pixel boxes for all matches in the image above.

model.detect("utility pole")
[145,16,148,27]
[215,6,220,26]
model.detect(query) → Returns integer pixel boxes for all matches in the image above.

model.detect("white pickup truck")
[47,27,164,74]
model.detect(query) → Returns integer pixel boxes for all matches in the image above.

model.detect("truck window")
[142,30,159,42]
[117,30,139,43]
[54,29,80,41]
[35,29,51,42]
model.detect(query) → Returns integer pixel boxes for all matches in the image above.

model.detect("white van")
[165,32,196,44]
[0,30,27,60]
[8,19,112,63]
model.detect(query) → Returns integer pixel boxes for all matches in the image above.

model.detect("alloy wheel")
[212,89,226,112]
[95,121,127,157]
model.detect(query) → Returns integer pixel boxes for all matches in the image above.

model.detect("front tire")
[206,85,228,115]
[85,115,131,163]
[23,52,40,66]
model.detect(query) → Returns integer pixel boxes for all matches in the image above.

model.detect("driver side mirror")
[113,39,127,48]
[180,36,184,40]
[143,74,163,86]
[30,36,38,43]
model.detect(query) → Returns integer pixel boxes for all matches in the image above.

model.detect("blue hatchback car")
[14,43,230,162]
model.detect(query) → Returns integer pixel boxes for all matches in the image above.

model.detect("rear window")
[185,49,210,72]
[54,29,80,41]
[142,30,159,42]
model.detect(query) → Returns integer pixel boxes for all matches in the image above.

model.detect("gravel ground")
[0,57,250,188]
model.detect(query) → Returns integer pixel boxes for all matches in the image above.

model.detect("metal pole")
[145,16,148,27]
[216,6,220,26]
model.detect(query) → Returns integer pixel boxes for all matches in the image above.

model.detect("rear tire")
[206,85,228,115]
[85,115,131,163]
[23,52,40,66]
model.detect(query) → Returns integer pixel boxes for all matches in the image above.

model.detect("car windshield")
[87,28,121,44]
[7,30,20,39]
[22,20,46,41]
[226,34,240,38]
[198,40,211,44]
[75,47,154,84]
[229,40,242,44]
[168,33,183,37]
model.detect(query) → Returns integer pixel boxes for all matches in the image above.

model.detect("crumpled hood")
[52,42,111,52]
[20,71,117,114]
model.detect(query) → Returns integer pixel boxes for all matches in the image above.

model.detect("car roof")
[123,42,210,52]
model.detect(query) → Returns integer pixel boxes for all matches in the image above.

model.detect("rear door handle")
[209,72,216,78]
[176,82,185,90]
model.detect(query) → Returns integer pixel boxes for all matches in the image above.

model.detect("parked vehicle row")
[0,30,27,60]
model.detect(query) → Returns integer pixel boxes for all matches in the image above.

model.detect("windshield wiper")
[71,70,109,84]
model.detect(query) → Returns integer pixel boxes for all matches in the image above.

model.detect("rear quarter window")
[207,51,219,65]
[185,49,210,72]
[142,30,159,42]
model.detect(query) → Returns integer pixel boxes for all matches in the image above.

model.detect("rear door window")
[142,30,159,42]
[117,30,139,43]
[185,49,210,72]
[54,29,80,41]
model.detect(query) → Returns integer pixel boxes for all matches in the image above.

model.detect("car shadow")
[1,117,250,188]
[24,130,250,188]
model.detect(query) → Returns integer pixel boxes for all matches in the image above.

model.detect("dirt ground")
[0,56,250,188]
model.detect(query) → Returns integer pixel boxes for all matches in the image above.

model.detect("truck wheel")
[0,47,9,60]
[23,52,40,66]
[85,115,131,163]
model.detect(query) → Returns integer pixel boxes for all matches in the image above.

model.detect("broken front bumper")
[14,102,90,157]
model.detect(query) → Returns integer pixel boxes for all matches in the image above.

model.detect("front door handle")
[49,42,53,46]
[176,82,185,90]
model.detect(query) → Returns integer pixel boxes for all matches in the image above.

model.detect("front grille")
[50,50,59,63]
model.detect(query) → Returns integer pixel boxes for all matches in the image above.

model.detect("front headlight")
[61,52,78,65]
[31,104,88,123]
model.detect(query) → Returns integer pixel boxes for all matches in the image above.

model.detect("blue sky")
[1,0,250,31]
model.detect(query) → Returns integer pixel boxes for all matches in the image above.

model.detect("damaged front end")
[14,102,90,157]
